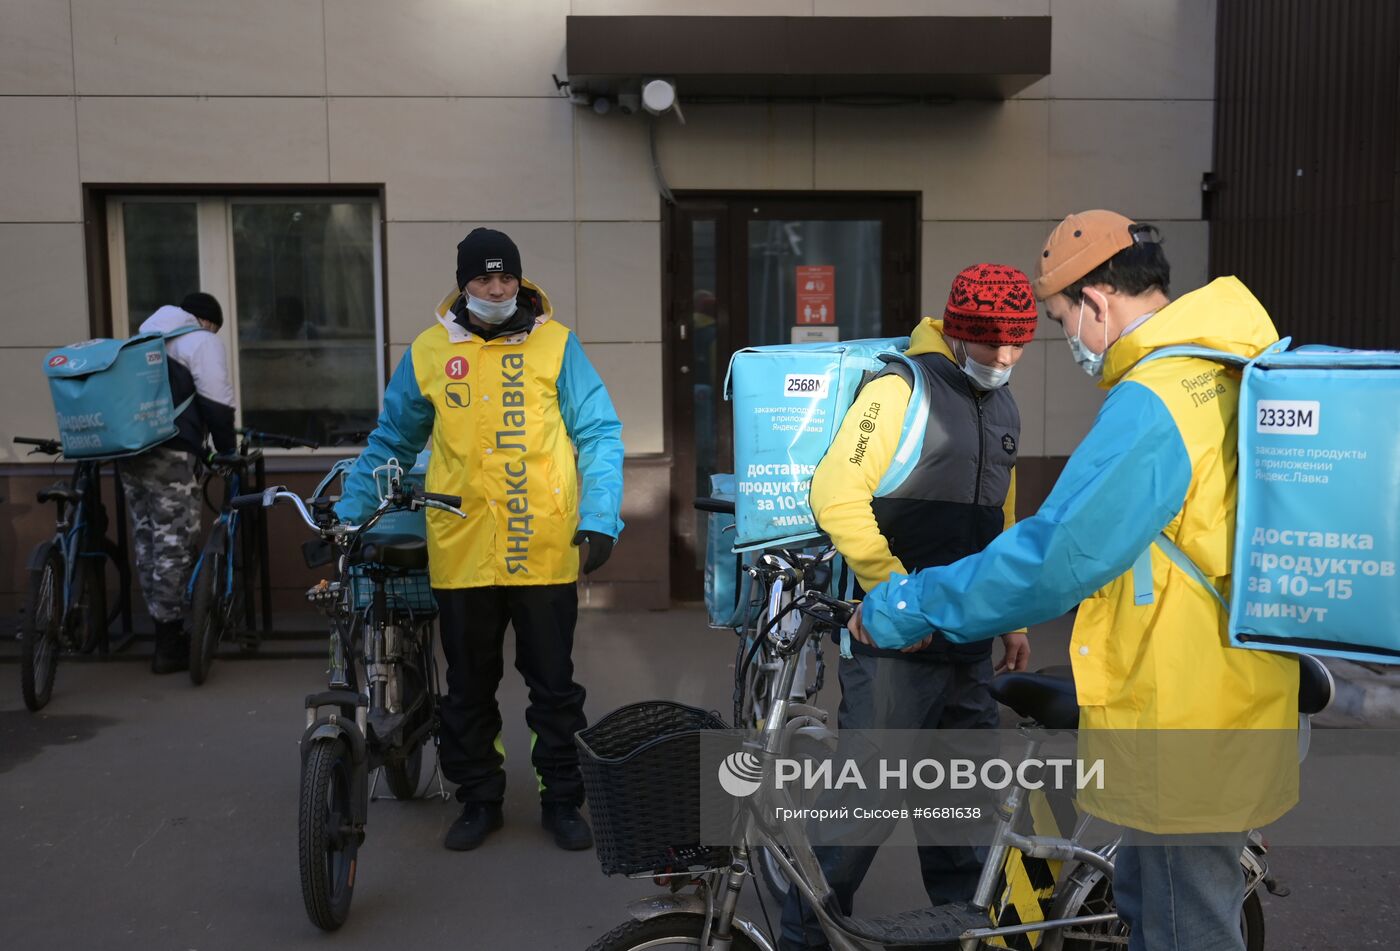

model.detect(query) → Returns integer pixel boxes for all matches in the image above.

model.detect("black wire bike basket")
[576,700,732,876]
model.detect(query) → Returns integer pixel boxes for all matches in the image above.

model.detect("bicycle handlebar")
[328,425,374,446]
[238,428,319,450]
[14,436,62,456]
[693,496,736,515]
[238,485,467,541]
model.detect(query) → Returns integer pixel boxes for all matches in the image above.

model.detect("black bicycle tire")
[1242,888,1265,951]
[584,913,763,951]
[75,551,107,654]
[98,538,137,652]
[382,744,425,801]
[299,737,358,931]
[21,546,63,712]
[188,550,223,686]
[382,629,431,799]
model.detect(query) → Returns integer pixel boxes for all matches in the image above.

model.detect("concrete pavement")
[2,608,1397,949]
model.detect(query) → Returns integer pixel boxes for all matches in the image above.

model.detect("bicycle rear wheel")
[74,550,108,654]
[189,550,224,686]
[300,737,359,930]
[382,636,431,800]
[21,545,63,711]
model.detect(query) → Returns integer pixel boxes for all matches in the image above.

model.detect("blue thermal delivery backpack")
[1142,341,1400,665]
[724,338,930,552]
[42,328,199,459]
[703,473,757,629]
[703,471,859,630]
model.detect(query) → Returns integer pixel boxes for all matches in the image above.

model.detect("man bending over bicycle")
[335,229,625,854]
[779,265,1037,950]
[121,292,236,674]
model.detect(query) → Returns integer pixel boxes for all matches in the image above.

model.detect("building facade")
[0,0,1218,617]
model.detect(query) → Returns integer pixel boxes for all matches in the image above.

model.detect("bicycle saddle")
[991,667,1079,730]
[1297,652,1334,716]
[37,484,80,504]
[349,533,428,571]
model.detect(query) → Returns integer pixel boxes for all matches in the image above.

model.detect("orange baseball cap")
[1032,210,1137,300]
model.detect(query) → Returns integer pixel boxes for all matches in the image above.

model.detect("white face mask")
[957,341,1014,390]
[465,292,518,325]
[1066,298,1107,379]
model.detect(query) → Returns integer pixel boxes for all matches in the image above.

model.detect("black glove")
[573,530,614,575]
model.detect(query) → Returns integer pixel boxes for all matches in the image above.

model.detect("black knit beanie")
[180,292,223,328]
[456,228,522,289]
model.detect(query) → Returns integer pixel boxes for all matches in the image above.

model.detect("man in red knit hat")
[779,264,1037,950]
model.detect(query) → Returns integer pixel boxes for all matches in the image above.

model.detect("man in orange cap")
[852,212,1299,951]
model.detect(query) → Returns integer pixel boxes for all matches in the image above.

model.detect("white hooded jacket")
[139,305,236,454]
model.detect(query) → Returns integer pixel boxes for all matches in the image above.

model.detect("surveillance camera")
[642,79,677,115]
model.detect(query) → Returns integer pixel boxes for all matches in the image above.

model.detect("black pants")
[434,584,586,807]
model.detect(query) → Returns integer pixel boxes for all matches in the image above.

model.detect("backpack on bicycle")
[42,327,200,459]
[724,338,932,552]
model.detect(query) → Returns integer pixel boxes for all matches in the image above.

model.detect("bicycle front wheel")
[189,551,223,686]
[300,737,359,931]
[21,545,63,711]
[585,913,763,951]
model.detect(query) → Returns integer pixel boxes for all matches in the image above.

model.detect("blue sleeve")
[862,381,1193,648]
[557,334,625,538]
[333,350,435,524]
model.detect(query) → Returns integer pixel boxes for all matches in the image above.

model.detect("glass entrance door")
[667,195,918,600]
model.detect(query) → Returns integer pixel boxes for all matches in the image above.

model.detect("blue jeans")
[1114,829,1249,951]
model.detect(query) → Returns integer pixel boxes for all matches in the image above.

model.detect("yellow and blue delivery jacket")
[862,278,1301,834]
[337,280,624,588]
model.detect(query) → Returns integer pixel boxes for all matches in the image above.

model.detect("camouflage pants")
[119,447,201,623]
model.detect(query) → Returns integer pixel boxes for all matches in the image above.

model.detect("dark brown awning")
[565,15,1050,101]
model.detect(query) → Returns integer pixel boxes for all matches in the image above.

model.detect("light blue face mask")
[1066,299,1106,379]
[956,341,1014,390]
[465,292,518,325]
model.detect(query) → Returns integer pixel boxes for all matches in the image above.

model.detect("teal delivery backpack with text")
[724,338,930,552]
[42,328,198,459]
[1142,341,1400,665]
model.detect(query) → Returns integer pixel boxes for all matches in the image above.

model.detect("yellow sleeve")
[810,374,912,593]
[1002,466,1017,531]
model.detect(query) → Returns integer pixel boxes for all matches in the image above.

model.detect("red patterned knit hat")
[942,263,1038,346]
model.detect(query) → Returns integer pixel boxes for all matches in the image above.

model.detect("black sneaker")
[151,620,189,675]
[541,803,593,851]
[444,802,503,851]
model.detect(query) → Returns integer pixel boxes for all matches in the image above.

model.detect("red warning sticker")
[48,355,68,368]
[445,356,470,380]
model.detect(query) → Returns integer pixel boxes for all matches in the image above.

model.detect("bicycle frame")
[42,461,107,643]
[737,548,833,729]
[188,434,282,648]
[638,604,1135,951]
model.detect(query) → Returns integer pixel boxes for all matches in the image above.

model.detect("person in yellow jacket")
[780,264,1037,951]
[336,228,624,853]
[851,212,1300,951]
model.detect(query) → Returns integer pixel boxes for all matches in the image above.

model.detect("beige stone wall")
[0,2,1216,610]
[0,0,1216,465]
